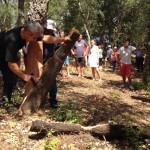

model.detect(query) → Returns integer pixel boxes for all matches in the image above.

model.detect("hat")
[44,19,57,31]
[113,46,117,49]
[108,45,111,48]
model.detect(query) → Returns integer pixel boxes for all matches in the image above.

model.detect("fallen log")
[20,28,80,114]
[30,120,150,139]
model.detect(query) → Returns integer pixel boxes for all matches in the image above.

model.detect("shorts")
[75,57,85,65]
[120,62,131,77]
[64,56,69,64]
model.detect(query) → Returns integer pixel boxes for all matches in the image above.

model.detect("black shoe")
[50,104,58,109]
[0,99,6,107]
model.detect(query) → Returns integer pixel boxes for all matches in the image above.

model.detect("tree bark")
[20,29,80,114]
[30,120,150,139]
[18,0,25,26]
[28,0,50,22]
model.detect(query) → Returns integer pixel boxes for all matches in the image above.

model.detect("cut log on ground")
[20,28,80,114]
[30,120,150,139]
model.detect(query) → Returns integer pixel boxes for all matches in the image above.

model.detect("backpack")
[111,51,117,61]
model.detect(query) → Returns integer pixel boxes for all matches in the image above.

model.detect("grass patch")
[48,100,82,124]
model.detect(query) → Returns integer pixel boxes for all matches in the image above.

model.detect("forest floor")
[0,59,150,150]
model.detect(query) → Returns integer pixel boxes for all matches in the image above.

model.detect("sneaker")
[81,74,84,78]
[92,78,96,81]
[99,66,103,70]
[129,85,134,90]
[78,74,81,77]
[119,84,125,88]
[67,74,72,78]
[99,78,102,82]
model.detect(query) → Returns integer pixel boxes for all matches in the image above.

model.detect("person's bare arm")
[84,46,89,56]
[8,62,31,82]
[71,49,75,55]
[42,35,70,44]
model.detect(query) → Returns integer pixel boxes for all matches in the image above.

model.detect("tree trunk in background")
[28,0,50,22]
[18,0,25,26]
[21,29,80,114]
[143,25,150,88]
[78,2,91,46]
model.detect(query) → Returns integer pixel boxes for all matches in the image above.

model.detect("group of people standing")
[0,19,145,109]
[71,36,145,91]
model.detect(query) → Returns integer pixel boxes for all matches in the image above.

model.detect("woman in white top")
[88,40,102,81]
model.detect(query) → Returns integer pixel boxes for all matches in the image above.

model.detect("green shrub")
[48,100,82,124]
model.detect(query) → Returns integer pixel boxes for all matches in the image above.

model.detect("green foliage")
[44,130,61,150]
[132,82,145,90]
[12,84,25,105]
[111,91,120,102]
[123,122,144,148]
[146,83,150,92]
[48,100,82,124]
[0,2,18,30]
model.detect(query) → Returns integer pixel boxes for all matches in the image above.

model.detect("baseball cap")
[44,19,57,31]
[108,45,111,48]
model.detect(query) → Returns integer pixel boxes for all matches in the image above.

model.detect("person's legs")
[112,61,115,72]
[96,67,101,80]
[91,67,95,80]
[49,80,58,108]
[0,62,15,104]
[75,58,81,76]
[80,64,84,76]
[139,57,144,72]
[136,57,140,71]
[120,63,126,87]
[125,64,134,90]
[80,57,85,76]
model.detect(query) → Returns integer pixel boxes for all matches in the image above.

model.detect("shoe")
[92,78,96,81]
[119,84,125,88]
[129,85,134,90]
[50,104,58,109]
[67,74,72,78]
[99,66,103,70]
[0,99,6,107]
[78,74,81,77]
[81,74,84,78]
[99,78,102,82]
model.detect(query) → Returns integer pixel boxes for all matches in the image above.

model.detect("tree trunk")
[18,0,25,26]
[28,0,50,22]
[30,120,150,139]
[78,2,91,46]
[143,25,150,88]
[20,29,80,114]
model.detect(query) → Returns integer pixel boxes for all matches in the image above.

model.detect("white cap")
[108,45,111,48]
[44,19,57,31]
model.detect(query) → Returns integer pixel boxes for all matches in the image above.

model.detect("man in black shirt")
[0,21,69,105]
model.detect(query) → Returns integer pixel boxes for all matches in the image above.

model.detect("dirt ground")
[0,60,150,150]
